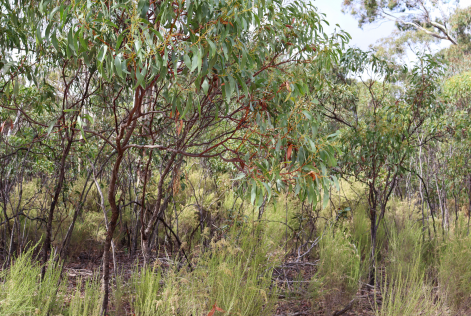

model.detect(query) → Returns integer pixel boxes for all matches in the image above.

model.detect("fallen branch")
[332,299,355,316]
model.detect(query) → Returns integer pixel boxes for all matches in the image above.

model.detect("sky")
[312,0,471,51]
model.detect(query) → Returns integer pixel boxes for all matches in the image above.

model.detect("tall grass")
[311,225,362,313]
[0,245,63,316]
[438,233,471,311]
[68,277,103,316]
[378,221,448,316]
[131,225,276,316]
[385,221,427,279]
[131,265,162,316]
[377,266,447,316]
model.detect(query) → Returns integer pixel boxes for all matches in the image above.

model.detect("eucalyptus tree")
[442,70,471,233]
[342,0,461,45]
[1,0,349,313]
[0,0,85,273]
[315,50,444,284]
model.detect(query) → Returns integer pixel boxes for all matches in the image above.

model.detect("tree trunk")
[41,137,73,279]
[368,206,377,286]
[101,87,142,315]
[101,153,123,315]
[140,152,177,265]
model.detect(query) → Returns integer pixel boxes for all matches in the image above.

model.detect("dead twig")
[332,299,355,316]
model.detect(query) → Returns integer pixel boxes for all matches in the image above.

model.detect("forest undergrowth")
[1,180,471,316]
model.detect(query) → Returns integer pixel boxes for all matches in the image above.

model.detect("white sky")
[312,0,471,50]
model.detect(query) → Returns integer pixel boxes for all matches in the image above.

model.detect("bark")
[101,152,123,315]
[101,87,142,315]
[368,205,377,286]
[140,152,177,264]
[93,166,117,279]
[41,137,73,279]
[468,175,471,236]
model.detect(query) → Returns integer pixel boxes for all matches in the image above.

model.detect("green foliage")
[443,71,471,101]
[449,7,471,51]
[2,0,471,315]
[1,0,351,213]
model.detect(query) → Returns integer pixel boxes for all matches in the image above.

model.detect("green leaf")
[191,51,198,72]
[116,32,127,50]
[114,55,123,78]
[302,110,312,120]
[51,32,60,52]
[182,96,192,119]
[97,45,108,63]
[49,6,60,20]
[197,48,203,73]
[202,79,209,95]
[46,121,55,136]
[135,38,141,53]
[36,27,43,45]
[13,80,19,97]
[323,187,329,209]
[207,39,216,58]
[67,28,75,52]
[256,188,264,207]
[251,180,257,205]
[183,54,192,69]
[77,116,87,142]
[262,182,272,201]
[196,98,201,116]
[228,76,236,97]
[231,173,246,180]
[139,0,150,18]
[332,175,340,191]
[83,114,94,124]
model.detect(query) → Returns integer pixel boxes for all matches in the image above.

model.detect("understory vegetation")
[2,182,471,315]
[1,0,471,315]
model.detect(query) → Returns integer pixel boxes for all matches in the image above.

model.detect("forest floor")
[62,249,379,316]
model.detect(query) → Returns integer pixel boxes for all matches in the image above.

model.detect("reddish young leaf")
[286,144,293,161]
[285,81,291,92]
[307,171,318,181]
[177,120,183,135]
[207,303,225,316]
